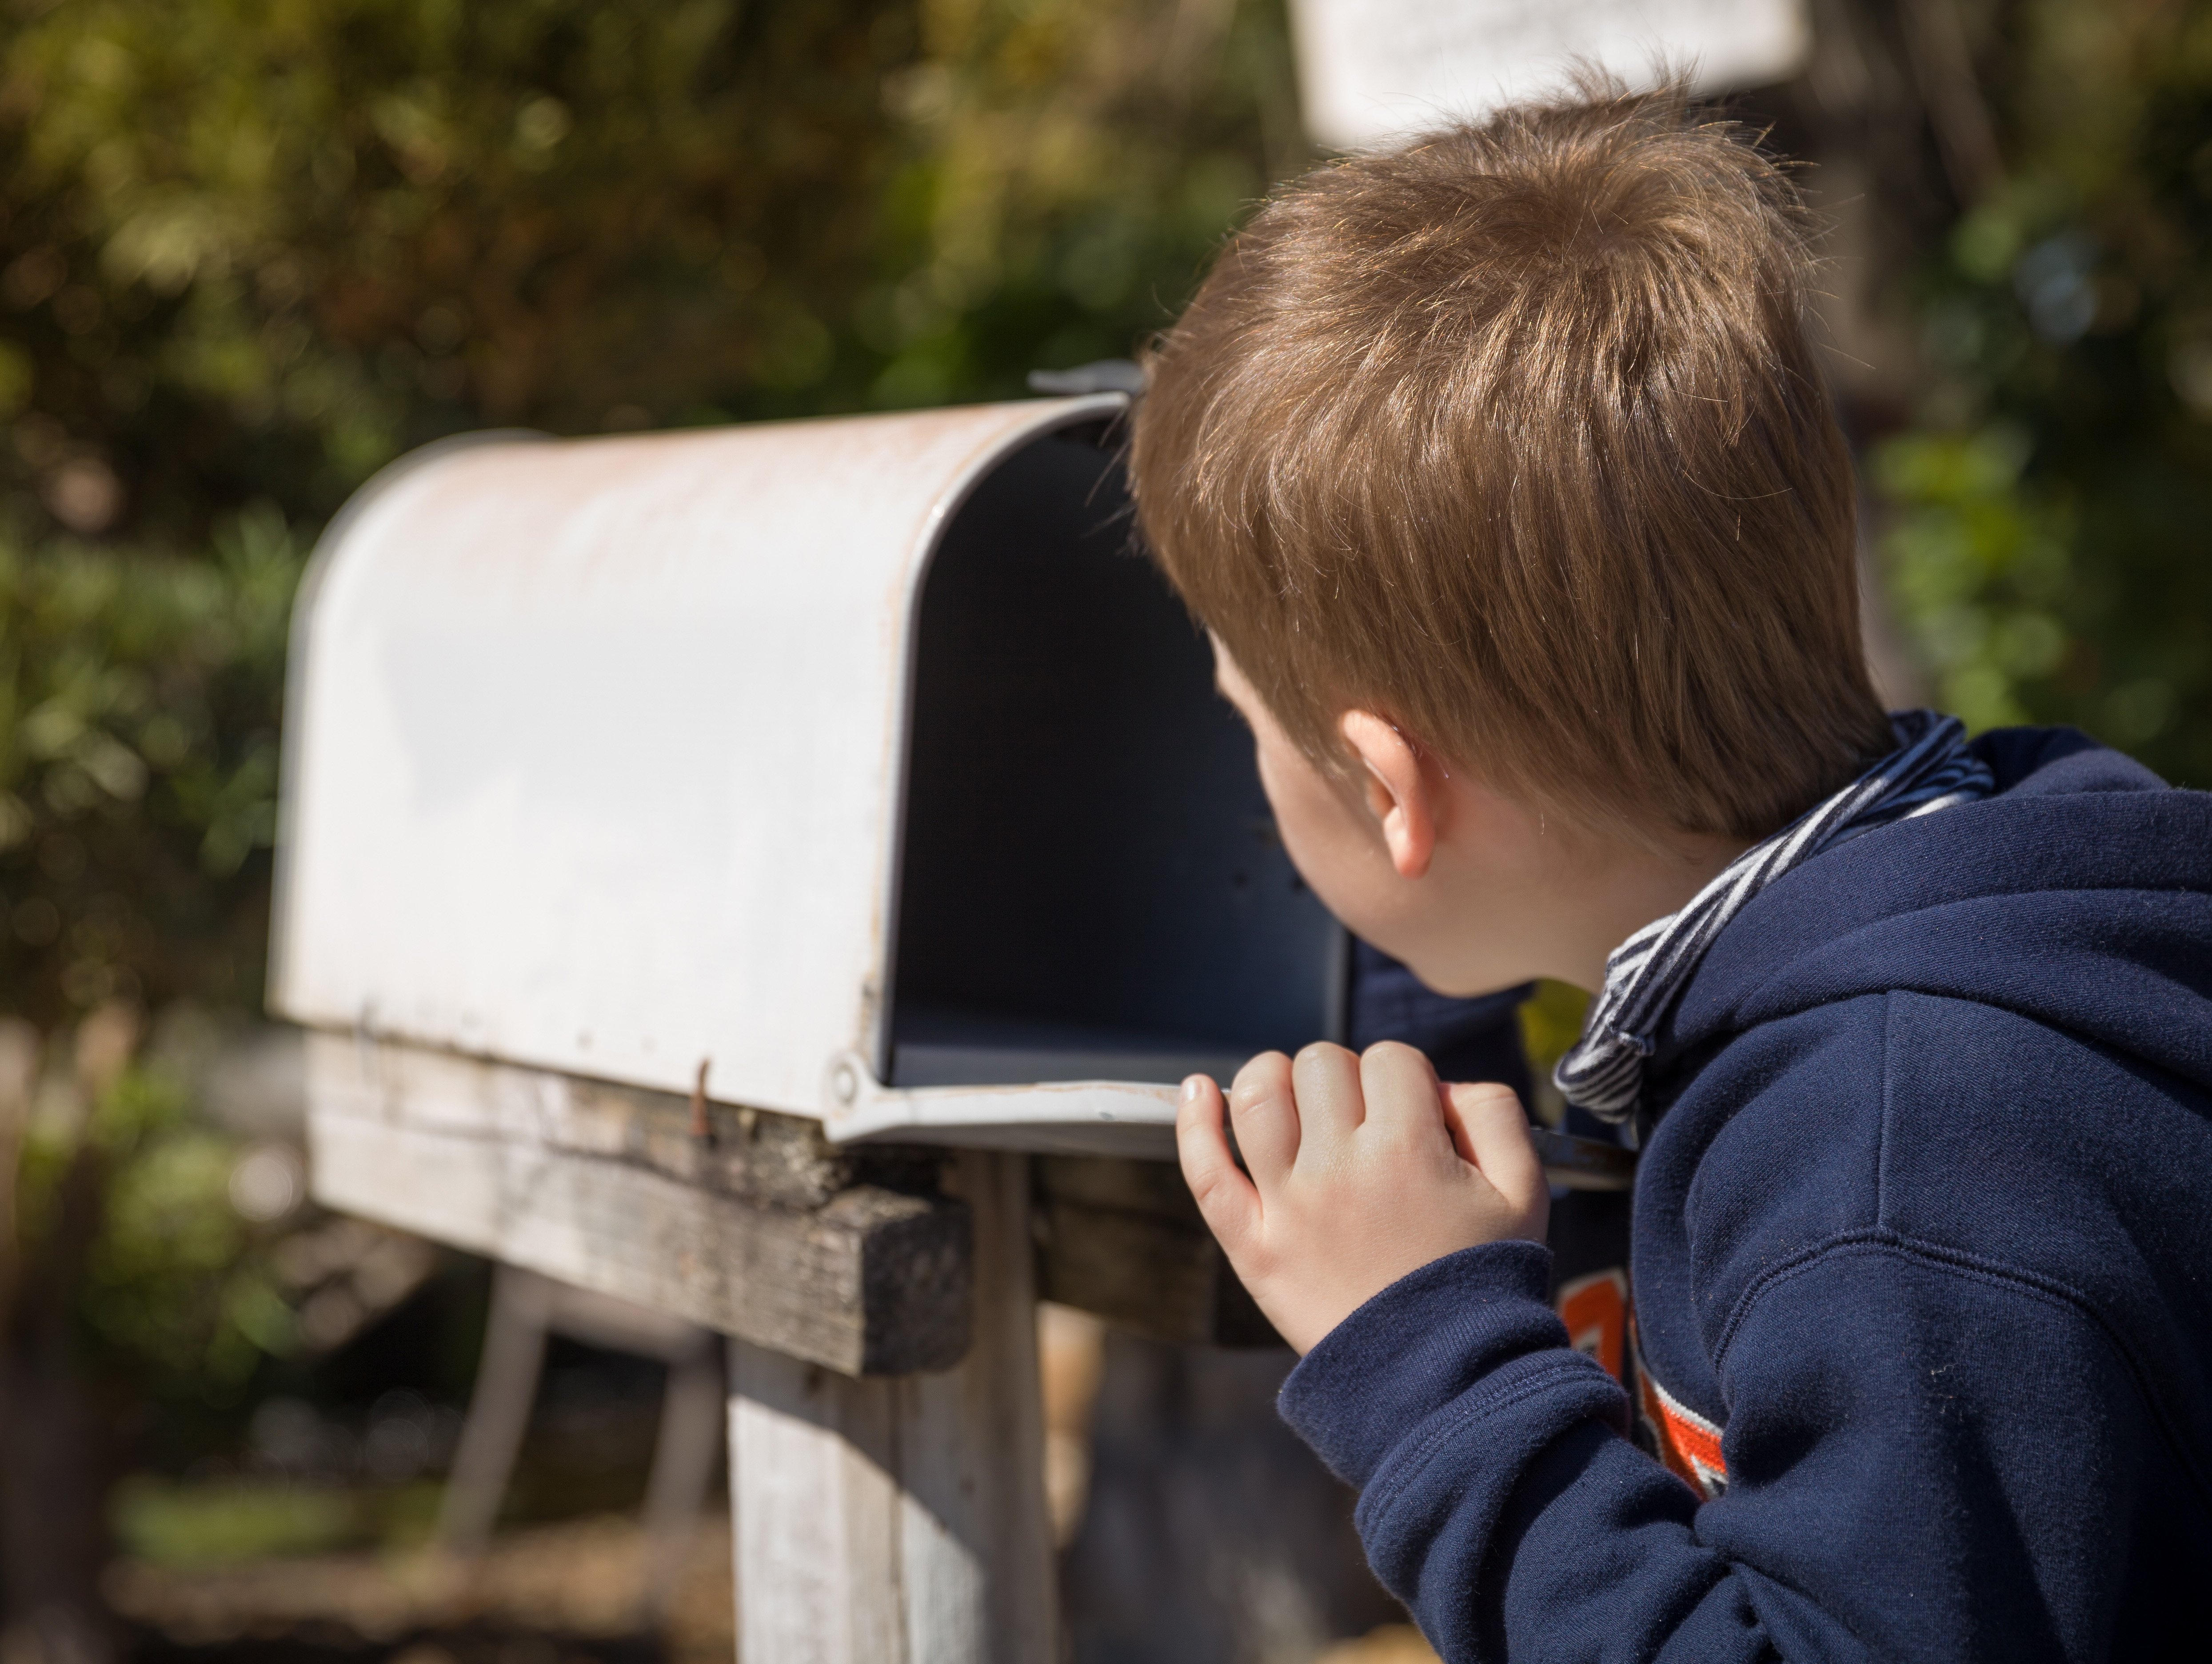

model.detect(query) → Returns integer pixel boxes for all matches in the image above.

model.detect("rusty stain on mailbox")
[271,394,1345,1159]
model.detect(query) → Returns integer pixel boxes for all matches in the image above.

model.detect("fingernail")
[1182,1076,1204,1104]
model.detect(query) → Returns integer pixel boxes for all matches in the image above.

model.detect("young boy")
[1131,84,2212,1660]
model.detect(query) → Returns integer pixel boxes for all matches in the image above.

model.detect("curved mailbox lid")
[274,394,1209,1152]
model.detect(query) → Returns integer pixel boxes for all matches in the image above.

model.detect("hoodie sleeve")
[1279,1230,2177,1662]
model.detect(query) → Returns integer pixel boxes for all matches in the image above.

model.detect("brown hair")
[1130,81,1893,842]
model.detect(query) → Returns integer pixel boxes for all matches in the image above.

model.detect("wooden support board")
[303,1029,1308,1368]
[302,1030,971,1376]
[1033,1155,1279,1347]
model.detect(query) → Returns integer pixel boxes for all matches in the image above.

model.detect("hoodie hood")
[1656,727,2212,1105]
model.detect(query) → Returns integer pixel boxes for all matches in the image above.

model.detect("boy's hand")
[1178,1042,1549,1354]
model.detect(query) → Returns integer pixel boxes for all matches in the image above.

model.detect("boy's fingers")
[1358,1041,1445,1143]
[1227,1051,1300,1187]
[1441,1081,1545,1201]
[1289,1041,1365,1152]
[1177,1075,1259,1245]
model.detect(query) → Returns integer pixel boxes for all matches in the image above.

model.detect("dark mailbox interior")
[886,418,1346,1089]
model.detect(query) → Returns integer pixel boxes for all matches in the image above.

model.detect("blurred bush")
[1873,0,2212,785]
[0,0,1295,546]
[0,510,297,1028]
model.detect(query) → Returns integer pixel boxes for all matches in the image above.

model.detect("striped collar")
[1553,711,1993,1131]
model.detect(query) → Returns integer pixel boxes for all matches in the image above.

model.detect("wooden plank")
[303,1029,941,1208]
[1034,1156,1280,1348]
[730,1151,1058,1663]
[305,1039,971,1376]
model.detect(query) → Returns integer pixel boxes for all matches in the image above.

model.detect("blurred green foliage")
[0,511,298,1028]
[1,0,908,522]
[1873,0,2212,784]
[111,1475,361,1568]
[859,0,1299,405]
[17,1057,294,1386]
[112,1472,440,1567]
[0,0,1296,542]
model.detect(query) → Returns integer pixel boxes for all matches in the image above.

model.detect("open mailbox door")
[272,394,1345,1160]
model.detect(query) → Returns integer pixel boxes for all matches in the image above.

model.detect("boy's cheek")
[1260,768,1401,941]
[1244,712,1528,992]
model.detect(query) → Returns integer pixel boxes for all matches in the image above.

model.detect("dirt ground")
[107,1513,733,1664]
[106,1508,1437,1664]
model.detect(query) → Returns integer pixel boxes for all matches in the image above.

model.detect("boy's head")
[1130,82,1892,859]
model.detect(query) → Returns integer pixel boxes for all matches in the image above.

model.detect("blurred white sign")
[1290,0,1812,151]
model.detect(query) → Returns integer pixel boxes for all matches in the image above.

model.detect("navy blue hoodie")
[1280,728,2212,1662]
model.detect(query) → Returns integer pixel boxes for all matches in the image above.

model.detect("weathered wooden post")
[268,398,1357,1660]
[728,1150,1055,1663]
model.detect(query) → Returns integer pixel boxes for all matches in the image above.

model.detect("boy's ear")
[1340,710,1437,880]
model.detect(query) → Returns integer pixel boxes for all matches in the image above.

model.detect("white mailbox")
[271,393,1346,1160]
